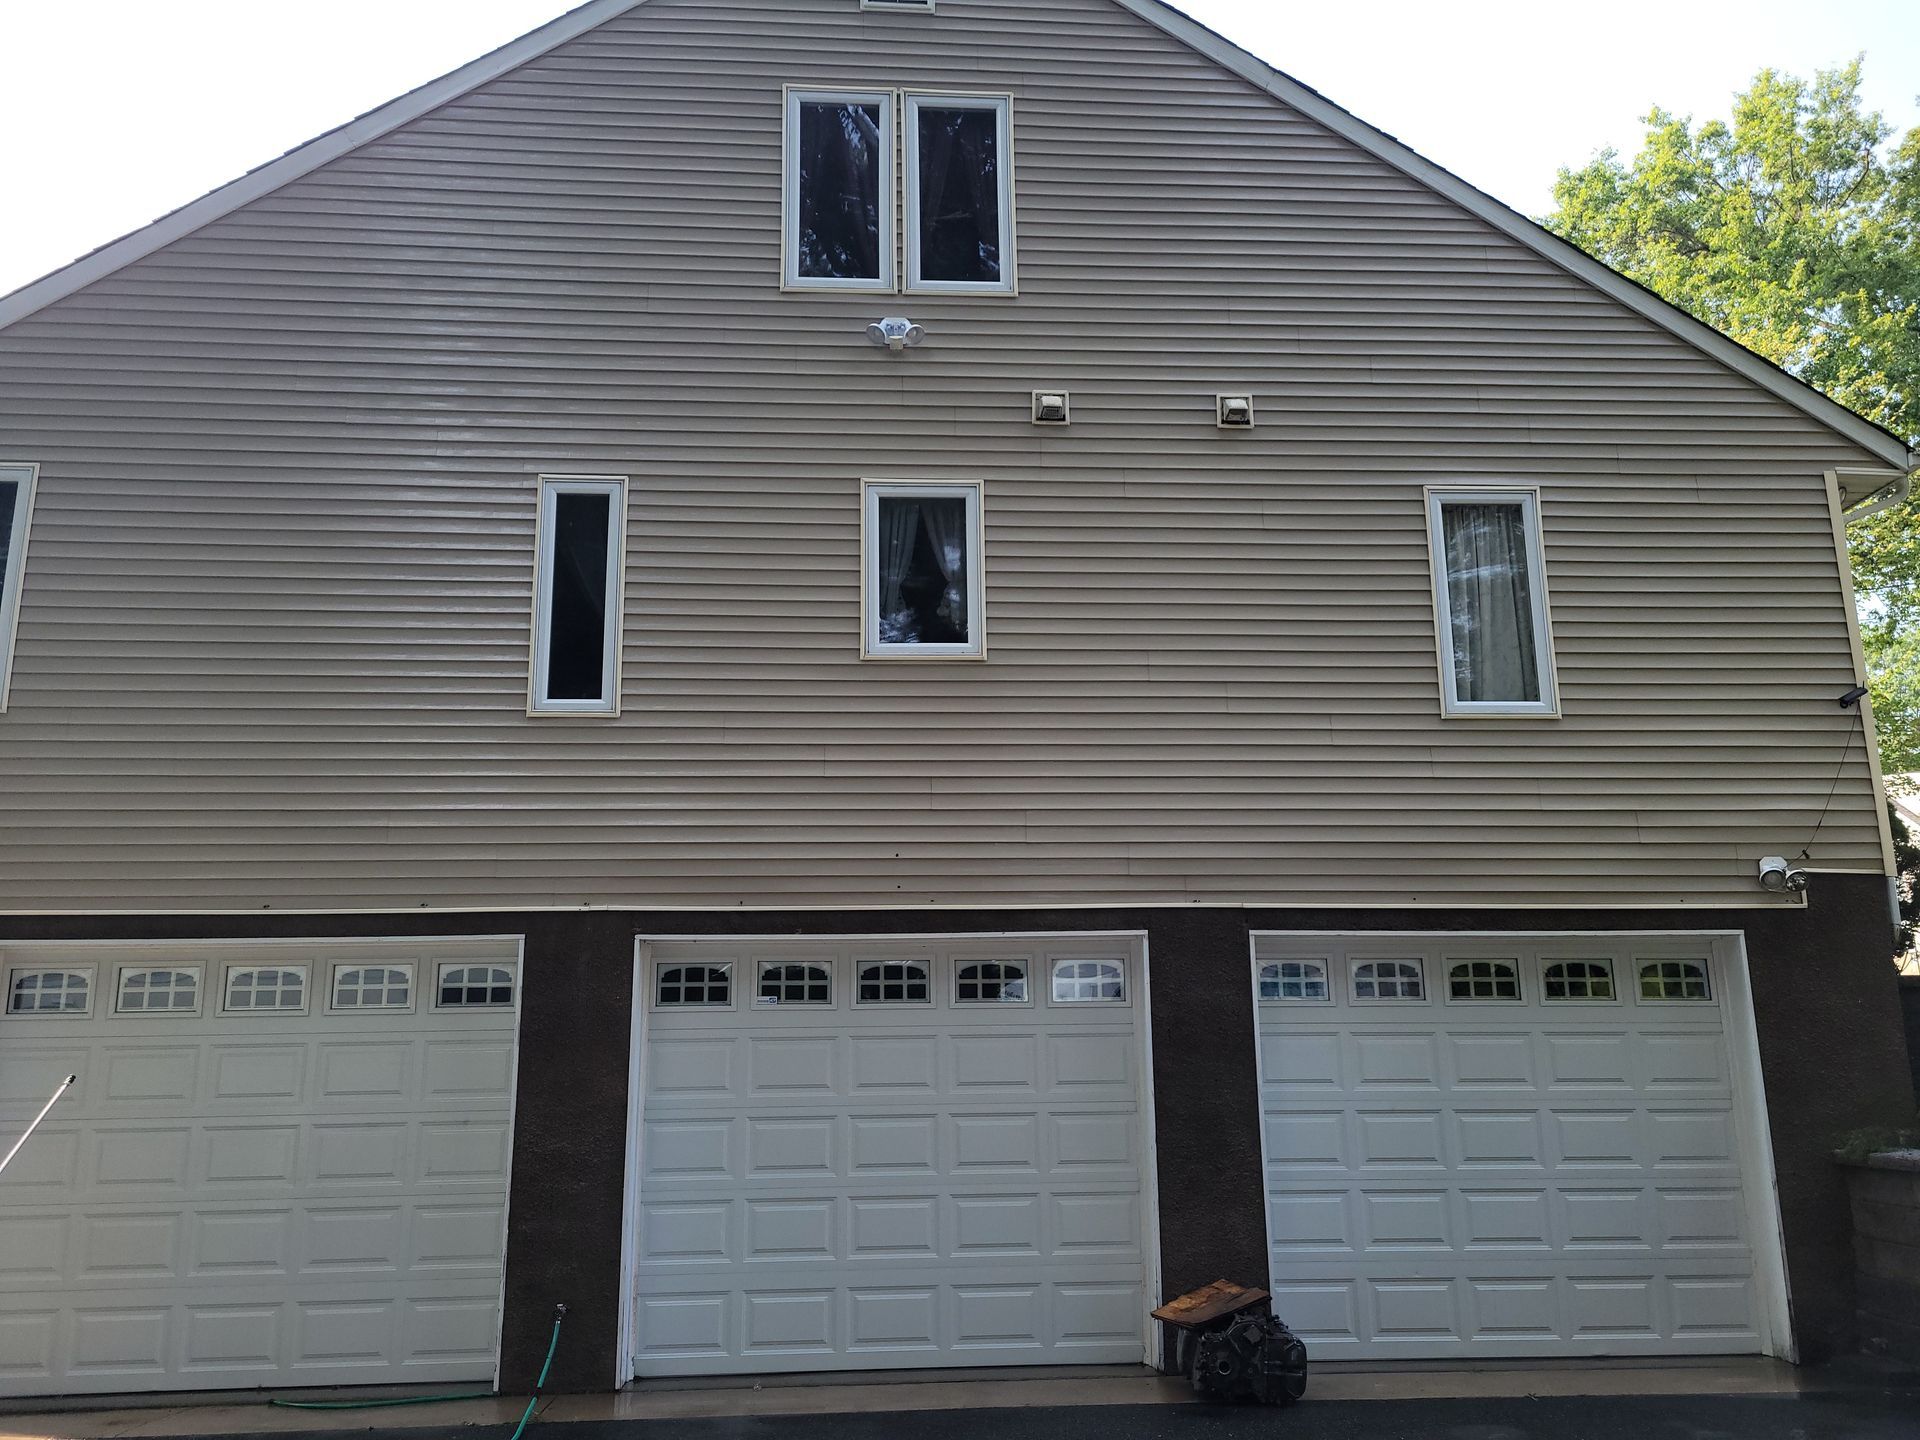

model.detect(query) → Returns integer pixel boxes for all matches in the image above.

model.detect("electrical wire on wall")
[1797,685,1873,865]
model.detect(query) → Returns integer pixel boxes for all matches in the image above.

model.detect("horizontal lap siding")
[0,0,1886,911]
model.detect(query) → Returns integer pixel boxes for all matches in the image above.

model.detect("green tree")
[1547,61,1919,770]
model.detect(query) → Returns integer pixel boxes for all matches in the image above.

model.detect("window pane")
[547,492,612,701]
[875,495,969,646]
[1442,502,1540,704]
[0,481,16,576]
[917,106,1001,284]
[798,101,885,281]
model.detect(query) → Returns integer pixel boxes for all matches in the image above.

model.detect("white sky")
[2,0,1917,297]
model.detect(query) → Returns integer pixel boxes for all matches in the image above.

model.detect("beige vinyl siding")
[0,0,1887,912]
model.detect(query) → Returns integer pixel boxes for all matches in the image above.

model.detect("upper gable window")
[0,463,39,711]
[906,95,1014,293]
[786,89,895,291]
[1426,489,1558,718]
[862,481,985,659]
[531,475,627,716]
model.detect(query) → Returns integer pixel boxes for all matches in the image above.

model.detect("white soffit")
[0,0,1910,471]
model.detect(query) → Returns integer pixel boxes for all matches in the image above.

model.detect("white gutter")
[1840,469,1914,526]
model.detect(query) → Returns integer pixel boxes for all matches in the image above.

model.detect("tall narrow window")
[907,94,1014,292]
[786,89,894,290]
[0,463,39,711]
[862,481,984,659]
[532,475,626,714]
[1426,489,1557,716]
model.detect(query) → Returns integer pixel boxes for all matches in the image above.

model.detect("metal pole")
[0,1075,77,1178]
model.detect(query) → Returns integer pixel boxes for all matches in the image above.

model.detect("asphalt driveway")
[115,1390,1920,1440]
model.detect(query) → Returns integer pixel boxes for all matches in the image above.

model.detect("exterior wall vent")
[862,0,936,11]
[1032,392,1072,425]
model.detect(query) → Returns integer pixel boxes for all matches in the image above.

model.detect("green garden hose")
[268,1303,567,1439]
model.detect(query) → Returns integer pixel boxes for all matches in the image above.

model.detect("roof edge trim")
[0,0,648,331]
[1116,0,1915,471]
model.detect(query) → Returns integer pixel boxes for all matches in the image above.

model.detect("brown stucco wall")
[4,877,1908,1387]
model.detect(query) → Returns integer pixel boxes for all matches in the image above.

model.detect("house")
[0,0,1916,1401]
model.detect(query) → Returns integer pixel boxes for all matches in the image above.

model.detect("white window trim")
[904,92,1017,295]
[783,87,897,293]
[114,964,205,1017]
[0,462,41,714]
[860,479,987,660]
[4,964,95,1018]
[529,474,628,717]
[221,963,311,1015]
[1424,485,1560,719]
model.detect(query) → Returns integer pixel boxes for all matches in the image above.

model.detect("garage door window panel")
[331,964,414,1011]
[1350,959,1426,1002]
[1051,958,1125,1004]
[1543,960,1617,1002]
[438,965,516,1008]
[1259,960,1330,1002]
[224,966,307,1013]
[857,960,931,1005]
[758,962,833,1006]
[657,964,731,1007]
[1639,961,1712,1002]
[7,967,92,1015]
[955,959,1029,1004]
[116,967,202,1015]
[1446,959,1522,1003]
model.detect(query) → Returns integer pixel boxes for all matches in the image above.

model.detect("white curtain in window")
[1443,502,1539,703]
[878,498,921,627]
[919,497,969,630]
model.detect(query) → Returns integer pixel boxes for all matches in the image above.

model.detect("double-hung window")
[784,88,1015,295]
[1425,487,1558,717]
[862,480,984,659]
[0,463,39,711]
[531,475,627,715]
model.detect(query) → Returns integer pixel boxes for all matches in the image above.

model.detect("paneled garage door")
[628,934,1151,1377]
[0,938,520,1397]
[1253,934,1783,1360]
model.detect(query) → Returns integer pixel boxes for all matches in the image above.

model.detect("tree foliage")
[1547,62,1919,769]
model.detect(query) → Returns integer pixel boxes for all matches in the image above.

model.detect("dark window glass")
[0,481,16,575]
[875,495,969,646]
[917,106,1001,284]
[1442,501,1540,704]
[547,492,612,701]
[798,101,884,281]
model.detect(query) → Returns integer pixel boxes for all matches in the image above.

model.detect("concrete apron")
[0,1358,1813,1438]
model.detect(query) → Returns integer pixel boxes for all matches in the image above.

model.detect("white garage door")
[1254,934,1783,1361]
[628,934,1151,1377]
[0,938,520,1397]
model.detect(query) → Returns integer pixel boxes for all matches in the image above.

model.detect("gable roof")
[2,0,1912,474]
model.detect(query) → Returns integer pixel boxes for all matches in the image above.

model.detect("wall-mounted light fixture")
[1756,855,1809,893]
[867,317,926,353]
[1217,394,1255,428]
[1032,392,1071,425]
